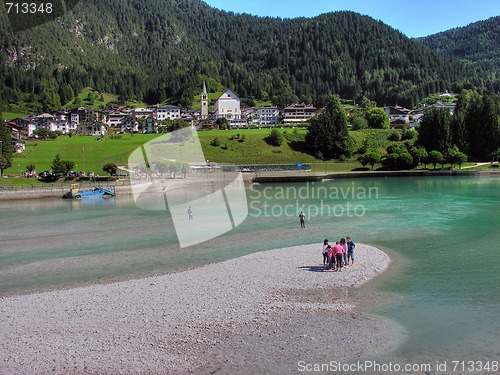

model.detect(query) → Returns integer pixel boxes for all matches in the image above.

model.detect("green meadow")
[3,127,476,182]
[6,128,345,177]
[197,128,315,164]
[8,129,315,175]
[197,128,395,171]
[9,134,160,175]
[2,111,29,120]
[191,91,224,111]
[60,87,148,110]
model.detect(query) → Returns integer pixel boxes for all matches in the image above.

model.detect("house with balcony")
[56,120,71,134]
[70,112,80,125]
[154,105,181,121]
[384,105,411,128]
[77,122,108,136]
[10,117,36,137]
[133,107,154,120]
[120,115,139,133]
[180,109,197,127]
[143,116,157,133]
[5,121,21,139]
[412,101,456,123]
[384,105,411,121]
[239,107,256,126]
[68,107,87,124]
[4,122,25,153]
[282,103,318,123]
[107,111,127,129]
[256,106,280,125]
[86,110,105,124]
[34,113,58,132]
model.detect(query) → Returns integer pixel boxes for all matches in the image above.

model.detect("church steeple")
[200,81,208,119]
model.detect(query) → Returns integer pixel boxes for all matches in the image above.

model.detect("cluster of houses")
[197,82,320,127]
[385,100,456,129]
[3,83,456,154]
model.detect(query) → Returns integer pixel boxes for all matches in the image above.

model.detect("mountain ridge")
[416,16,500,70]
[0,0,497,113]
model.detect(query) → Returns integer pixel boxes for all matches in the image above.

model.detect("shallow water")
[1,176,499,367]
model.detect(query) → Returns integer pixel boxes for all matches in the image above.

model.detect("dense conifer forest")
[0,0,498,113]
[417,16,500,71]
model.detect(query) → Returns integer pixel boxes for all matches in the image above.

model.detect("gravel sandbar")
[0,243,404,374]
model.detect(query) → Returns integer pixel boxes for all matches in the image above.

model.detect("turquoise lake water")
[1,176,499,366]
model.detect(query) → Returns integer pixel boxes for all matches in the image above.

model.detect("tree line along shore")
[1,90,499,180]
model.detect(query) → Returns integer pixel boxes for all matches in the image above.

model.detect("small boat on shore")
[62,184,115,199]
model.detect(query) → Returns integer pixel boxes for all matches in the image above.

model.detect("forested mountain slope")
[0,0,497,112]
[417,16,500,71]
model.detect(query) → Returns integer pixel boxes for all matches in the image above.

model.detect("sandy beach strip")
[0,243,404,374]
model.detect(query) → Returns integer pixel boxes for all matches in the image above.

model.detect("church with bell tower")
[200,81,208,120]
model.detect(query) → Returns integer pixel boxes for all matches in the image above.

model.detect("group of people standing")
[322,237,355,271]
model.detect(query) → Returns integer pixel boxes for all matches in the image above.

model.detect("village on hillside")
[3,83,457,154]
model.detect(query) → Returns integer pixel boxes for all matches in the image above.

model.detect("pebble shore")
[0,243,403,374]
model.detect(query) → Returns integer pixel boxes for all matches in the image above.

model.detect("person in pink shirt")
[326,244,334,270]
[341,238,348,267]
[333,241,345,271]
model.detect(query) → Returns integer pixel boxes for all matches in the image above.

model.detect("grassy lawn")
[253,99,273,107]
[458,162,499,171]
[0,176,61,187]
[63,87,115,109]
[62,87,149,110]
[191,91,225,111]
[8,134,161,175]
[2,111,29,120]
[350,128,397,153]
[5,128,488,180]
[5,128,332,176]
[197,128,315,164]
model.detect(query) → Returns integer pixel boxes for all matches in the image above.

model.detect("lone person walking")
[299,211,306,228]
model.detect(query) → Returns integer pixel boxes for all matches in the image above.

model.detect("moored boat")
[62,184,115,199]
